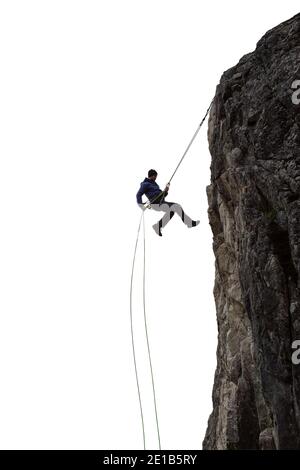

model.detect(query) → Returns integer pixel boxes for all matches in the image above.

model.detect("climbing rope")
[130,99,213,449]
[147,98,214,207]
[129,213,146,449]
[142,212,162,450]
[168,99,214,184]
[130,210,161,450]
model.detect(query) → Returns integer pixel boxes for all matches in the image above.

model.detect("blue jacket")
[136,178,165,204]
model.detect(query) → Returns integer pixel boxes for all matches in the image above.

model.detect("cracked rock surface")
[203,13,300,449]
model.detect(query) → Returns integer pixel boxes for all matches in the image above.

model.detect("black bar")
[0,450,298,466]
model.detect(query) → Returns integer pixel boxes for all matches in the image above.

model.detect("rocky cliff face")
[204,14,300,450]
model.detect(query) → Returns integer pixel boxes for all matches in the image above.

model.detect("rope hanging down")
[130,99,213,450]
[130,211,161,450]
[129,215,146,449]
[142,212,162,450]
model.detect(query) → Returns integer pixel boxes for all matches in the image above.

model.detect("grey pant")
[151,201,194,229]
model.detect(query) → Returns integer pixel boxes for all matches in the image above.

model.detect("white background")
[0,0,299,450]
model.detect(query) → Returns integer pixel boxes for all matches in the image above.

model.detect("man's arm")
[136,183,146,204]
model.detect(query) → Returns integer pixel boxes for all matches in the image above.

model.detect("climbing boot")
[189,220,200,228]
[152,223,162,237]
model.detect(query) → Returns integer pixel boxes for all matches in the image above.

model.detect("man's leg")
[151,203,170,235]
[152,201,198,229]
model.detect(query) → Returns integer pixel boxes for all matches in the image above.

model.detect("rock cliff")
[204,13,300,449]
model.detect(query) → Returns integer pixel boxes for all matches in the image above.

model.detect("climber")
[136,169,200,236]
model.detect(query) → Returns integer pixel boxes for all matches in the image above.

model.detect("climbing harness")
[130,99,213,449]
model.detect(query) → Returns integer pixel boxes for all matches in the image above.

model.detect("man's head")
[148,169,157,181]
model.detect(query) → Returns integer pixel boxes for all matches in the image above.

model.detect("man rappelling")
[136,169,200,236]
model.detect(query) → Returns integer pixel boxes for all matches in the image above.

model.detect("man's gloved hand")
[138,203,151,211]
[163,182,170,197]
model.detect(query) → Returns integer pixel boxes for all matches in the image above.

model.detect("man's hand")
[164,182,170,192]
[138,203,151,211]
